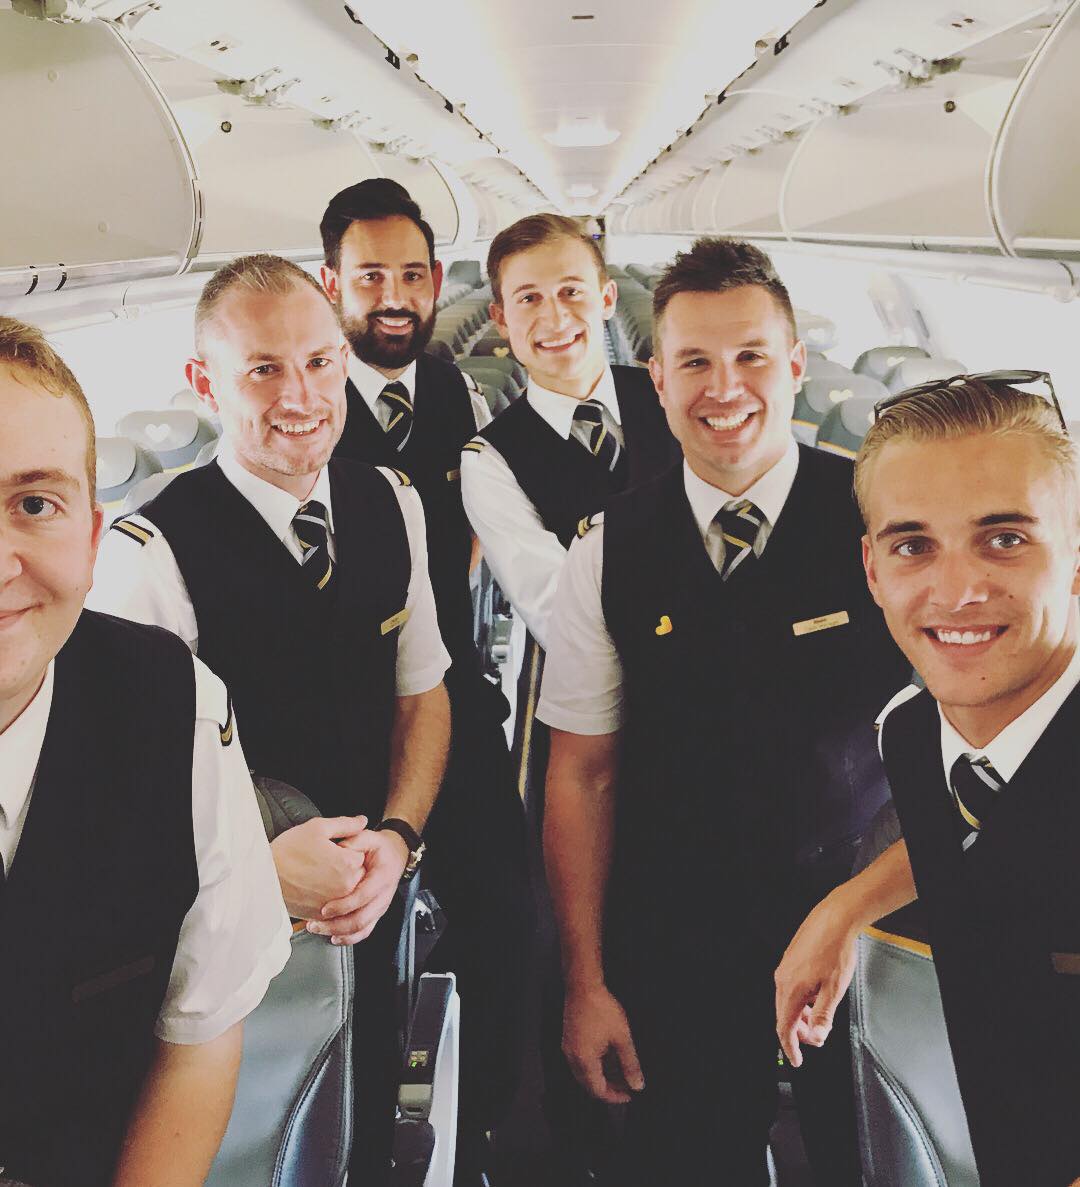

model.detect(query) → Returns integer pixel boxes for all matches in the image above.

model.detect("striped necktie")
[378,381,414,452]
[713,498,767,581]
[949,753,1004,850]
[292,499,334,592]
[572,400,623,476]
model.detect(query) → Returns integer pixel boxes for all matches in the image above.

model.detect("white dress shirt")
[347,354,491,433]
[460,365,623,651]
[0,656,291,1045]
[878,643,1080,795]
[536,441,800,735]
[88,446,450,698]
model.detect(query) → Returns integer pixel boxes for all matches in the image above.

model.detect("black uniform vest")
[0,612,197,1187]
[140,459,409,819]
[881,688,1080,1187]
[335,354,478,691]
[478,365,679,548]
[600,450,910,982]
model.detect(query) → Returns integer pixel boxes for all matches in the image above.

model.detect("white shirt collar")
[217,446,335,542]
[347,353,418,412]
[682,438,800,543]
[0,663,55,852]
[525,365,622,439]
[938,642,1080,784]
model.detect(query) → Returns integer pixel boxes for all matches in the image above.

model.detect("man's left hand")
[305,827,409,945]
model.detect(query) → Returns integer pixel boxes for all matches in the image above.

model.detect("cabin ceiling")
[350,0,820,213]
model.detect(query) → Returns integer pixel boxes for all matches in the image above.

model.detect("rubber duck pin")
[655,615,673,636]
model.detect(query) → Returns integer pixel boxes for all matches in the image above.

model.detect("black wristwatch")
[374,818,426,881]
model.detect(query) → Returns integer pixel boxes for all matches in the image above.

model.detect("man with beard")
[89,254,452,1186]
[320,179,531,1187]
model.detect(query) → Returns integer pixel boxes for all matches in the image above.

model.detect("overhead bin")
[988,0,1080,258]
[615,0,1080,261]
[0,9,199,293]
[780,73,1006,248]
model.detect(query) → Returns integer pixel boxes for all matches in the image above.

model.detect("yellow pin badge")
[655,615,673,636]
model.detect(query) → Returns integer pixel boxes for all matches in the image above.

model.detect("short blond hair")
[855,378,1078,525]
[0,316,96,496]
[194,253,331,356]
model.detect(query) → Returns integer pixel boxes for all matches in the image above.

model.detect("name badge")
[792,610,850,637]
[446,468,461,483]
[380,607,411,636]
[1052,952,1080,975]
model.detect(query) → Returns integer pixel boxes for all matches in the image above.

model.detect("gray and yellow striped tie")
[949,753,1004,850]
[378,381,414,452]
[572,400,622,475]
[714,499,767,581]
[293,499,334,592]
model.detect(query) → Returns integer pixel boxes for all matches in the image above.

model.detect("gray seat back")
[95,436,162,508]
[116,409,219,470]
[795,308,838,353]
[206,776,353,1187]
[853,345,930,383]
[207,930,353,1187]
[887,357,968,395]
[850,805,977,1186]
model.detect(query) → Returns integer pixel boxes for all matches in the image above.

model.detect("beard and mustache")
[339,302,437,369]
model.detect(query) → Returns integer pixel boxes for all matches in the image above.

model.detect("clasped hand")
[270,816,409,946]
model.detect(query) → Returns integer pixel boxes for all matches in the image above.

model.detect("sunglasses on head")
[872,369,1067,433]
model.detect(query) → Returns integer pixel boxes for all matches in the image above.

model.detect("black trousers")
[423,677,533,1171]
[614,972,860,1187]
[348,897,407,1187]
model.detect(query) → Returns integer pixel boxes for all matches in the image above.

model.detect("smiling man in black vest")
[320,178,531,1186]
[459,214,679,1180]
[0,317,289,1187]
[88,255,451,1186]
[775,378,1080,1187]
[537,238,911,1185]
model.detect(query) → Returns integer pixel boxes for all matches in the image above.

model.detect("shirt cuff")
[395,654,450,698]
[536,697,622,736]
[154,913,292,1046]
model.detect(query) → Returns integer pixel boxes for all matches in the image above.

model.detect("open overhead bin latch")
[876,48,963,89]
[218,67,299,108]
[11,0,97,21]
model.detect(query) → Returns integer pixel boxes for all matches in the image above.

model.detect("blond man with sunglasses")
[775,374,1080,1187]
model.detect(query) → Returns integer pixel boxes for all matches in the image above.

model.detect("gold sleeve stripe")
[390,467,413,487]
[219,700,234,747]
[462,440,487,453]
[111,521,154,546]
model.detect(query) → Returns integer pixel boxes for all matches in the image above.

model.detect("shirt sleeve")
[536,519,624,735]
[460,442,567,651]
[378,469,451,697]
[86,516,199,652]
[155,657,291,1044]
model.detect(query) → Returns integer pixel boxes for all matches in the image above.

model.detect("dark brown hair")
[652,237,796,350]
[487,213,607,305]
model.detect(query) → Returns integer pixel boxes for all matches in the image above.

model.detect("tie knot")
[378,382,414,451]
[950,753,1004,837]
[714,499,767,581]
[293,500,334,592]
[295,499,328,530]
[573,400,605,426]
